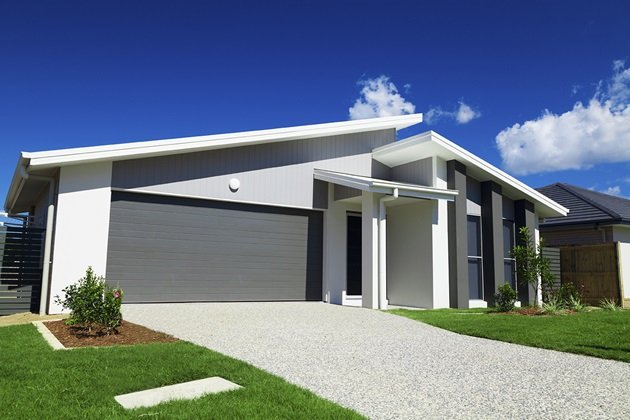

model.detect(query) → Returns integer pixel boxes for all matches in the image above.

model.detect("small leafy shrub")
[599,298,621,312]
[55,266,124,334]
[556,283,579,303]
[495,283,517,312]
[542,295,564,314]
[567,295,586,312]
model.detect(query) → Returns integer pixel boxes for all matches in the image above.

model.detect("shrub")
[495,283,517,312]
[511,227,555,306]
[599,298,621,312]
[567,295,586,312]
[542,295,564,314]
[55,266,124,334]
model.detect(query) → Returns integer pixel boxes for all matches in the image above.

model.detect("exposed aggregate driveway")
[124,302,630,419]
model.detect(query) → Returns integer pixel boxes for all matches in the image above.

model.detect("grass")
[0,324,363,419]
[389,308,630,363]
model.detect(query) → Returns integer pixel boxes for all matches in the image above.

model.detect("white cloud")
[601,186,622,196]
[456,102,480,124]
[425,101,481,125]
[348,76,415,120]
[496,60,630,175]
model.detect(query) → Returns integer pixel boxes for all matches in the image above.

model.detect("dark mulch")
[45,320,178,348]
[515,307,546,316]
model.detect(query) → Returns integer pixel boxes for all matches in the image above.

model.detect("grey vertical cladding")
[371,159,392,180]
[110,129,395,209]
[106,191,323,302]
[391,157,433,187]
[334,185,361,201]
[514,199,536,305]
[447,160,469,308]
[481,181,504,305]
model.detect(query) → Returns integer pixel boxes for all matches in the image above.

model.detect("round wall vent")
[229,178,240,192]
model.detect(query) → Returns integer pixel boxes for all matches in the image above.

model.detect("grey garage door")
[106,191,323,302]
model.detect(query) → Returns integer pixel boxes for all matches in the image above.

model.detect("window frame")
[502,218,517,290]
[467,214,483,300]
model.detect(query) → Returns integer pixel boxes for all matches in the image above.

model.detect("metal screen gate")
[0,218,45,315]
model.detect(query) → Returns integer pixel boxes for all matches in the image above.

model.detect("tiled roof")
[537,183,630,226]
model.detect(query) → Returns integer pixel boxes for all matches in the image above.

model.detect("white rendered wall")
[322,184,347,305]
[362,191,379,309]
[387,201,434,308]
[48,162,113,313]
[431,157,450,308]
[614,227,630,299]
[619,243,630,300]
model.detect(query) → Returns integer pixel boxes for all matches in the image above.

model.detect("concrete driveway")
[124,302,630,419]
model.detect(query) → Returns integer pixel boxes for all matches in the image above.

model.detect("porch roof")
[313,169,458,201]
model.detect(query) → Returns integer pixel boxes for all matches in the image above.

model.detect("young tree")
[511,227,555,306]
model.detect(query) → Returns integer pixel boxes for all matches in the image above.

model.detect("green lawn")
[389,308,630,363]
[0,324,363,419]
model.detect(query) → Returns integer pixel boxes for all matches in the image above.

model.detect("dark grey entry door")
[106,191,323,302]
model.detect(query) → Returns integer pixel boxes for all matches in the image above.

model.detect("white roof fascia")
[373,131,568,217]
[25,114,423,169]
[313,169,458,201]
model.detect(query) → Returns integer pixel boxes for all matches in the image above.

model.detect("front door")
[346,213,362,295]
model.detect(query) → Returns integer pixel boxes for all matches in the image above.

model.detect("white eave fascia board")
[313,169,458,201]
[25,114,423,168]
[3,155,30,212]
[373,131,569,217]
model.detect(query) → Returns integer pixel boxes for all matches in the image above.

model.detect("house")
[4,114,567,314]
[537,183,630,306]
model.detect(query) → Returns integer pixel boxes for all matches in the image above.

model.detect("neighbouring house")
[3,114,567,314]
[538,183,630,306]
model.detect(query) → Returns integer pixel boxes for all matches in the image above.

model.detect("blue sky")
[2,0,630,207]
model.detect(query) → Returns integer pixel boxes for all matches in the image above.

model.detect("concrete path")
[124,302,630,419]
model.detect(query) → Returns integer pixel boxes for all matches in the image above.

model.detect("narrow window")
[467,215,483,300]
[503,219,516,290]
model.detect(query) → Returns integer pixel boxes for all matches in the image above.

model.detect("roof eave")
[3,154,30,213]
[313,169,458,201]
[26,114,423,169]
[373,131,569,218]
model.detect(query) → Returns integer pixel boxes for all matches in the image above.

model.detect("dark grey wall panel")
[481,181,504,305]
[106,191,323,302]
[447,160,469,308]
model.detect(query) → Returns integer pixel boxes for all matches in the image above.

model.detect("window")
[503,219,516,290]
[467,215,483,300]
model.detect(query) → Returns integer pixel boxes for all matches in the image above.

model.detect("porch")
[314,169,458,309]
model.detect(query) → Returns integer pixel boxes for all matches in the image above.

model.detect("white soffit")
[373,131,568,218]
[24,114,423,169]
[313,169,458,201]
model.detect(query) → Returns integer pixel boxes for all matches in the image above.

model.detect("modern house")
[4,114,567,314]
[537,183,630,306]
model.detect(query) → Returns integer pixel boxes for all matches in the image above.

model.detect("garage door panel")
[106,191,322,302]
[108,223,313,244]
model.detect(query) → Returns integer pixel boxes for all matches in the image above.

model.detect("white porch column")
[362,191,379,309]
[431,199,451,308]
[431,158,450,308]
[48,162,112,314]
[322,183,347,305]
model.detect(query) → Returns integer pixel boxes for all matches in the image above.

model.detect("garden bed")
[45,320,177,348]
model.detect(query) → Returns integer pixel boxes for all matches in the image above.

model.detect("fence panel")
[0,224,45,315]
[560,243,620,305]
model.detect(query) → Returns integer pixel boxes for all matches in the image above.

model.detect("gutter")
[378,188,399,310]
